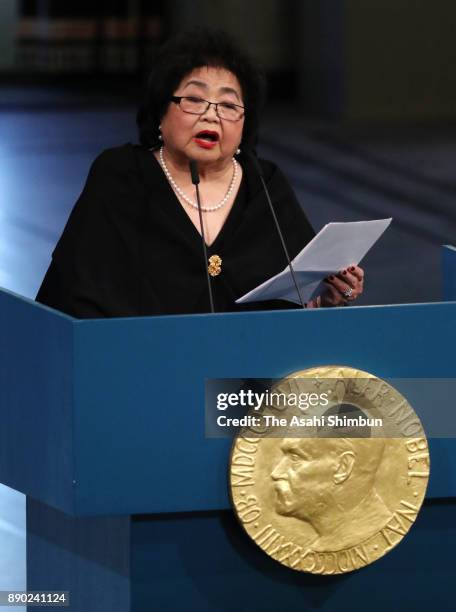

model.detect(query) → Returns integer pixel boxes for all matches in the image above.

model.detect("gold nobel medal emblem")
[229,366,430,574]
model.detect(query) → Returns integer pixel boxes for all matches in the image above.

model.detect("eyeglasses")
[170,96,244,121]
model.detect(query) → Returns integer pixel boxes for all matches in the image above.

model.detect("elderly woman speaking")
[36,28,364,317]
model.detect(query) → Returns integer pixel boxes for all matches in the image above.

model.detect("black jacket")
[36,144,315,317]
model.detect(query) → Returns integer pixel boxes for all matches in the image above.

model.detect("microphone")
[189,159,215,313]
[247,151,306,308]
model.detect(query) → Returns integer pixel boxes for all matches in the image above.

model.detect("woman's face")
[159,66,245,167]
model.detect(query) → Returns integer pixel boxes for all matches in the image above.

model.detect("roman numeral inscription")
[300,546,370,574]
[252,525,371,573]
[230,437,260,487]
[231,465,254,487]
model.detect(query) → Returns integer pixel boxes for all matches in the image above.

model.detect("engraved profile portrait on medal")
[270,435,392,551]
[230,366,430,574]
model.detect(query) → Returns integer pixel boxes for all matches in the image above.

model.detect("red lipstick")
[193,130,219,149]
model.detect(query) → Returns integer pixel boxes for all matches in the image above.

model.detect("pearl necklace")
[159,146,238,212]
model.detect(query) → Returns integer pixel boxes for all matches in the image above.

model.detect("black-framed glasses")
[170,95,244,121]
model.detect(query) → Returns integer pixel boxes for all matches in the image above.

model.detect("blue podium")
[1,246,456,611]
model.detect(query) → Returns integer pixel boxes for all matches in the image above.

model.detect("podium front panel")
[72,302,456,515]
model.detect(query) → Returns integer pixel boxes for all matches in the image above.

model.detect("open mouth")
[194,131,219,142]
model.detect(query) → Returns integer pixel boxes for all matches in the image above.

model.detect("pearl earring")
[158,125,163,141]
[236,147,241,155]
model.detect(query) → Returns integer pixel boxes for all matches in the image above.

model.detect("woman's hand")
[307,265,364,308]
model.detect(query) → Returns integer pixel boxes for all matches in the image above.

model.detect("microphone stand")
[248,152,306,309]
[189,160,215,313]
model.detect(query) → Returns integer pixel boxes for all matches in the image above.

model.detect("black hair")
[136,27,266,150]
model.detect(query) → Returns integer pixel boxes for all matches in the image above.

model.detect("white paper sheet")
[236,218,392,304]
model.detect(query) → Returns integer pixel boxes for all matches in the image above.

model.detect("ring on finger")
[343,287,353,298]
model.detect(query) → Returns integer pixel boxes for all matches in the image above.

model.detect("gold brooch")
[208,255,222,277]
